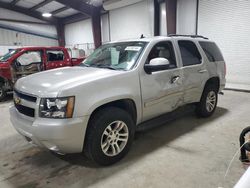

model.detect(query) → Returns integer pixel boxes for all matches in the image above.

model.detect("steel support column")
[166,0,177,35]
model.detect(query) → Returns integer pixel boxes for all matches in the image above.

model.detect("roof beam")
[29,0,54,11]
[11,0,21,5]
[0,18,53,25]
[51,6,69,15]
[0,1,58,24]
[61,13,89,25]
[56,21,65,46]
[55,0,93,16]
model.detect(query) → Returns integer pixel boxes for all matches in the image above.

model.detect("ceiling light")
[42,13,52,18]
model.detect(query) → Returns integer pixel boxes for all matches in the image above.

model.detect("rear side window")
[47,50,64,61]
[199,41,224,62]
[178,41,202,66]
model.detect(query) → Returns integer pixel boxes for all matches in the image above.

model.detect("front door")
[13,50,43,81]
[140,41,184,121]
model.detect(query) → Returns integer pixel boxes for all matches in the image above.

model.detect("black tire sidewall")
[196,85,218,117]
[0,83,6,101]
[85,107,135,166]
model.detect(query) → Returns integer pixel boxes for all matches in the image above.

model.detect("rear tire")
[196,85,218,117]
[84,107,135,166]
[0,83,7,102]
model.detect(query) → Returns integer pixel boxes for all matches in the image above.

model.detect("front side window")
[81,41,147,71]
[178,41,202,66]
[47,50,64,62]
[147,41,177,68]
[199,41,224,62]
[17,51,42,66]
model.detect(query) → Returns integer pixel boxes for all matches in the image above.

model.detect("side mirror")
[144,57,170,74]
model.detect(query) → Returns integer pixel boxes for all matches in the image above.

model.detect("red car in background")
[0,47,84,101]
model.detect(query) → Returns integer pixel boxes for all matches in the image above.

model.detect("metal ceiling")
[0,0,103,24]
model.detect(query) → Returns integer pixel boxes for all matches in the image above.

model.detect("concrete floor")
[0,90,249,188]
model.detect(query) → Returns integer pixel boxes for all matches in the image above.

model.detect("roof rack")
[168,34,209,40]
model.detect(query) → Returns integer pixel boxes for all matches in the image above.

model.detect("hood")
[15,66,123,97]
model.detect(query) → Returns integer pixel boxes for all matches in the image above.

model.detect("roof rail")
[168,34,209,40]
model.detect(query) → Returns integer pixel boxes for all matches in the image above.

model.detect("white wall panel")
[160,2,167,36]
[198,0,250,90]
[65,19,94,56]
[65,19,94,45]
[109,0,154,41]
[101,13,110,43]
[177,0,197,35]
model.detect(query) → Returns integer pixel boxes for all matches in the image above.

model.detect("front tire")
[0,83,7,102]
[84,107,135,166]
[196,85,218,117]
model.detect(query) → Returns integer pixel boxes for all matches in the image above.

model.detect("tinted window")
[199,41,224,62]
[148,41,177,68]
[47,50,64,61]
[178,41,202,66]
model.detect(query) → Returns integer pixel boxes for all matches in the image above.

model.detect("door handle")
[171,76,180,84]
[198,69,207,73]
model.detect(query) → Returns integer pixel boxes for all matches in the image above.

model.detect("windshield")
[0,49,20,62]
[81,41,147,71]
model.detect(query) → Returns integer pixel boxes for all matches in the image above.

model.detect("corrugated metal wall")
[0,28,58,55]
[0,8,58,56]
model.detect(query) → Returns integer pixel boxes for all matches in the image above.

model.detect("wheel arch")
[203,77,220,93]
[83,98,137,153]
[0,76,5,84]
[88,98,137,124]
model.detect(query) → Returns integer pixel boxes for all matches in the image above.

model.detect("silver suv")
[10,35,226,165]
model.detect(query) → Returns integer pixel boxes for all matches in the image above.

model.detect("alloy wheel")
[206,91,216,112]
[101,120,129,157]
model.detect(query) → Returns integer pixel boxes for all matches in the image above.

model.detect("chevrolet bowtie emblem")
[14,97,21,105]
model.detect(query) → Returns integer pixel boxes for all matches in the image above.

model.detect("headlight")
[39,97,75,118]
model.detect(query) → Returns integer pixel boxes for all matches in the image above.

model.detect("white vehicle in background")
[10,35,226,165]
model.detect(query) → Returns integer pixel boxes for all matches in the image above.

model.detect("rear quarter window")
[199,42,224,62]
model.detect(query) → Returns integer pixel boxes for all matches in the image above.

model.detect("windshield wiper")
[80,63,90,67]
[96,65,126,71]
[83,63,124,70]
[88,63,116,70]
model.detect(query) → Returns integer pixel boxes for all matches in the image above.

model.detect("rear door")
[45,49,71,70]
[177,40,209,103]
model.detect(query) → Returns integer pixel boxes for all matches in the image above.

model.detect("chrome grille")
[14,90,37,118]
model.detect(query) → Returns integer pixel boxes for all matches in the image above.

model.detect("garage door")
[198,0,250,90]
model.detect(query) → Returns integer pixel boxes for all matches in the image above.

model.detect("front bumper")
[9,106,90,154]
